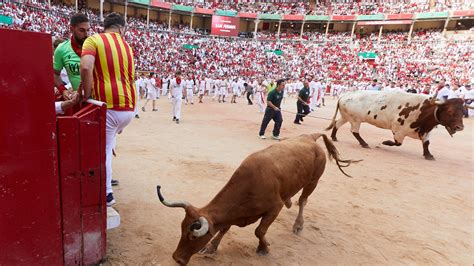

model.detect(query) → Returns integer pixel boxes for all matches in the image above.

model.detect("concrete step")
[107,207,120,230]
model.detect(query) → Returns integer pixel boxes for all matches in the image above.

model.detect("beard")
[73,35,86,46]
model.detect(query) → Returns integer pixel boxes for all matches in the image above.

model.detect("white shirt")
[170,78,184,98]
[437,87,450,100]
[447,89,463,99]
[162,78,169,89]
[464,89,474,100]
[144,78,156,92]
[231,81,240,90]
[185,79,194,90]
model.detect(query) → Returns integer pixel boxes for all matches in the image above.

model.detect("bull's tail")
[310,133,361,177]
[325,100,340,131]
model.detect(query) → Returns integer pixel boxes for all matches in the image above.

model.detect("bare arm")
[53,70,64,88]
[80,54,95,100]
[297,96,308,105]
[267,100,279,111]
[54,70,73,100]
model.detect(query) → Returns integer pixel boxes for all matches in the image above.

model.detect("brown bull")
[157,133,358,265]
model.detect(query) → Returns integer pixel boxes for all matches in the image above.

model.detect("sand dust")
[105,95,473,265]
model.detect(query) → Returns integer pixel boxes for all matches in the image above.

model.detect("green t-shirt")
[266,82,276,93]
[299,87,310,102]
[267,89,284,108]
[53,40,81,90]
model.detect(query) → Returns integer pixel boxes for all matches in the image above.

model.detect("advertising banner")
[211,15,240,37]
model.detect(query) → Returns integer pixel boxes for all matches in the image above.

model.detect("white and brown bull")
[326,91,466,160]
[157,133,357,265]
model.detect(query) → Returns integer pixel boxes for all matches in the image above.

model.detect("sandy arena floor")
[105,95,473,265]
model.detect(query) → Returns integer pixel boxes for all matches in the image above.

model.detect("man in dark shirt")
[294,81,311,124]
[244,83,253,105]
[258,79,286,140]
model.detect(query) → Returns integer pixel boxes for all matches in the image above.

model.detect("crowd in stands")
[1,1,472,90]
[169,0,472,15]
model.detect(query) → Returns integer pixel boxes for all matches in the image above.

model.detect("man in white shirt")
[134,73,142,118]
[309,77,318,109]
[463,84,473,117]
[231,78,239,104]
[384,81,399,92]
[447,83,464,100]
[198,77,206,103]
[366,79,380,91]
[141,73,158,112]
[317,78,326,107]
[436,84,450,101]
[218,79,228,103]
[170,71,186,124]
[185,76,195,105]
[162,75,169,97]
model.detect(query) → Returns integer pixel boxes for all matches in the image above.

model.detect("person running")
[294,81,311,124]
[142,72,158,112]
[170,71,185,124]
[258,79,286,140]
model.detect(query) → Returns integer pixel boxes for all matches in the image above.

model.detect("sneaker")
[272,135,281,140]
[172,116,176,121]
[176,119,180,124]
[141,107,145,112]
[111,179,119,186]
[152,109,158,111]
[106,193,116,207]
[135,114,140,119]
[259,135,266,139]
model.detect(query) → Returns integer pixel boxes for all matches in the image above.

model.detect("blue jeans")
[259,107,283,137]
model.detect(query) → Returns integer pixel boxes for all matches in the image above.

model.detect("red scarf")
[70,36,82,57]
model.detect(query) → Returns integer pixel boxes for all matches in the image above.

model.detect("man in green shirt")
[53,13,90,99]
[259,79,286,140]
[294,81,311,124]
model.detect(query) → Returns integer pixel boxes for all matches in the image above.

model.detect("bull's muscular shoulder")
[409,99,438,138]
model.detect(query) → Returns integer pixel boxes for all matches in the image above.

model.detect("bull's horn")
[191,217,209,238]
[430,91,438,103]
[467,105,474,109]
[156,185,190,209]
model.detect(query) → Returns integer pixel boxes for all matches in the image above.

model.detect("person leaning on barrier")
[80,12,136,206]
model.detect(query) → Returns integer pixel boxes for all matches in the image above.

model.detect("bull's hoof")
[256,247,269,256]
[292,224,303,235]
[424,155,435,161]
[361,143,370,148]
[331,137,338,142]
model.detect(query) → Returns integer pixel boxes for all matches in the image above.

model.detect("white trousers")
[106,109,135,195]
[312,93,319,108]
[172,97,182,119]
[186,89,194,103]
